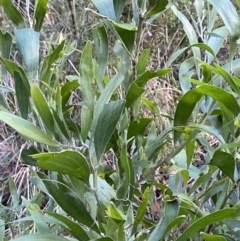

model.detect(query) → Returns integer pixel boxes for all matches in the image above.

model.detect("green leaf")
[14,71,29,119]
[128,118,152,139]
[42,176,99,233]
[61,79,79,107]
[92,0,117,21]
[22,198,51,234]
[46,212,90,241]
[21,146,39,166]
[201,232,226,241]
[142,97,160,114]
[207,26,229,64]
[135,69,172,87]
[32,151,90,184]
[113,0,127,22]
[137,49,150,76]
[0,111,58,146]
[0,0,25,28]
[34,0,48,32]
[94,100,125,161]
[207,0,240,39]
[0,30,12,77]
[31,83,55,135]
[79,41,95,109]
[175,209,238,241]
[81,106,93,142]
[93,71,124,134]
[92,26,108,79]
[117,145,135,200]
[125,82,145,108]
[171,5,201,75]
[131,187,150,236]
[209,150,235,182]
[109,21,136,53]
[15,28,39,81]
[149,198,179,241]
[40,41,65,84]
[10,234,70,241]
[107,201,127,220]
[0,58,29,89]
[174,85,240,143]
[146,0,169,16]
[89,175,116,208]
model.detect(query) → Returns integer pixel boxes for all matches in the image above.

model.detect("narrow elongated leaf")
[149,198,179,241]
[135,69,172,87]
[209,150,235,182]
[32,151,90,184]
[146,0,169,16]
[31,83,55,135]
[61,79,79,107]
[175,209,238,241]
[0,111,58,146]
[14,71,29,119]
[34,0,48,32]
[22,198,51,234]
[207,26,229,64]
[207,0,240,39]
[94,100,125,160]
[80,106,92,142]
[92,26,108,79]
[10,233,70,241]
[0,0,25,28]
[128,118,152,139]
[0,30,12,77]
[42,176,99,233]
[40,41,65,84]
[137,49,150,76]
[79,41,95,109]
[131,188,150,236]
[125,82,145,108]
[142,98,159,114]
[201,232,226,241]
[93,71,124,133]
[171,5,201,75]
[15,28,39,81]
[89,175,116,208]
[46,212,90,241]
[117,145,134,200]
[0,58,30,89]
[113,0,127,22]
[107,201,126,220]
[92,0,117,21]
[174,85,240,142]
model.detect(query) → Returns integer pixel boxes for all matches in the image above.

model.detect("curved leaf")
[15,28,39,81]
[176,208,238,241]
[34,0,48,32]
[31,83,54,135]
[94,100,125,161]
[0,111,58,146]
[32,151,90,184]
[174,85,240,142]
[0,0,25,28]
[207,0,240,39]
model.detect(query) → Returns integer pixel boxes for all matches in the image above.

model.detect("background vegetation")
[1,0,240,240]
